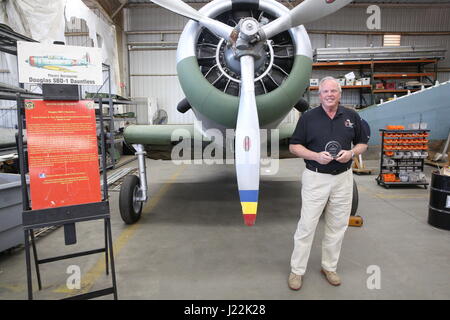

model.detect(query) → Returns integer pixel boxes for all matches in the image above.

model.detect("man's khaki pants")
[291,167,353,276]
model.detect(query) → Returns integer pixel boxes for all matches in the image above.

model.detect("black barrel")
[428,171,450,230]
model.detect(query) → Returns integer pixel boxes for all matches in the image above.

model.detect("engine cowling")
[176,0,313,130]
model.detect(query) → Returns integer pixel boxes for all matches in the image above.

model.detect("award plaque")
[325,141,342,158]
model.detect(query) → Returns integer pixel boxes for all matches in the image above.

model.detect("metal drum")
[428,171,450,230]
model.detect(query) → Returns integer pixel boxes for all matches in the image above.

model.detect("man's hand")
[335,150,353,163]
[315,151,333,165]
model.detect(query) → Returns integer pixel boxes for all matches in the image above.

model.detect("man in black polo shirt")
[288,76,368,290]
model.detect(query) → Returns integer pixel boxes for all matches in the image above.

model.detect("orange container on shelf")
[383,173,397,182]
[386,125,405,130]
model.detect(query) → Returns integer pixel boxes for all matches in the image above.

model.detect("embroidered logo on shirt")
[345,119,354,128]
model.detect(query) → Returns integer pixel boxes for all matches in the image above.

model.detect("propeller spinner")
[150,0,353,226]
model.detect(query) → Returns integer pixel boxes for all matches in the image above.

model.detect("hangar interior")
[0,0,449,300]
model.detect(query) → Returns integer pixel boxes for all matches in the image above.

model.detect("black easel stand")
[17,91,118,300]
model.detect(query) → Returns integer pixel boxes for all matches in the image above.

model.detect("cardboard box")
[338,78,346,86]
[346,78,355,86]
[310,78,319,87]
[355,80,362,86]
[375,82,384,89]
[361,77,371,85]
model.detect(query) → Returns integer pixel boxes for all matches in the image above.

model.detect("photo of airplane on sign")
[25,53,91,72]
[17,41,102,85]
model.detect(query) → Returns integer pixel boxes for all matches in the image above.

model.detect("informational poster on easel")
[17,41,118,301]
[24,100,101,210]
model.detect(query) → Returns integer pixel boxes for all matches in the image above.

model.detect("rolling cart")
[376,128,430,189]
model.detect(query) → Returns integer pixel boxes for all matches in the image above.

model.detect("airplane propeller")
[235,55,260,226]
[261,0,353,40]
[149,0,353,225]
[150,0,234,39]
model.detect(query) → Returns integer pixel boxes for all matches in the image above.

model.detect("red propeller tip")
[244,215,256,226]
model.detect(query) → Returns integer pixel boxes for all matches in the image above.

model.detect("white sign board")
[17,41,103,86]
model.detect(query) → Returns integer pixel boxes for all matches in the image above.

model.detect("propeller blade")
[262,0,353,39]
[235,55,260,226]
[150,0,233,39]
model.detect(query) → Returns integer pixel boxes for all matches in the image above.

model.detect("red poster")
[25,100,101,210]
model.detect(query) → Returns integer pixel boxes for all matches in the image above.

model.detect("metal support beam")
[112,0,128,19]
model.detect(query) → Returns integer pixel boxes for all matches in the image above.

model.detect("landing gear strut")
[119,144,148,224]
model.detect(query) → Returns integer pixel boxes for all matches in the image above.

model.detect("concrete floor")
[0,157,449,300]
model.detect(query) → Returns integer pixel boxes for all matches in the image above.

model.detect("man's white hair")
[318,76,342,93]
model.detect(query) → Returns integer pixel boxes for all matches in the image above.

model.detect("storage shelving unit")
[310,58,441,108]
[376,129,430,189]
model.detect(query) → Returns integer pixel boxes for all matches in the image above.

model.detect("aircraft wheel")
[350,179,359,216]
[119,175,143,224]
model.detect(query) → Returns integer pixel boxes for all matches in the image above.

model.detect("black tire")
[350,179,359,216]
[119,175,143,224]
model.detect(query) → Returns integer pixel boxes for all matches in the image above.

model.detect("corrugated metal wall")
[306,6,450,32]
[126,4,450,125]
[125,6,192,124]
[129,49,193,124]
